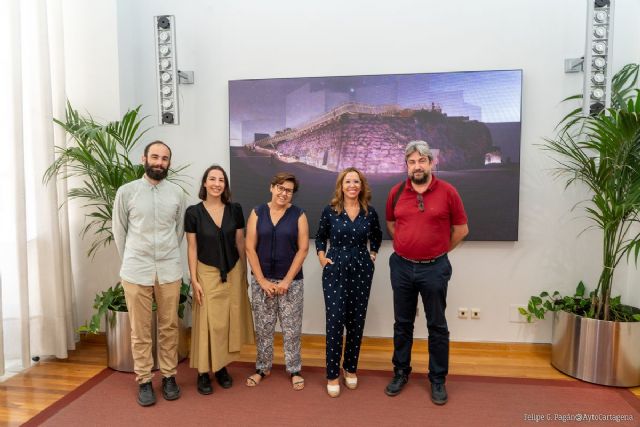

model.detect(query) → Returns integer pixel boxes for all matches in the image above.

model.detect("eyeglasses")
[417,193,424,212]
[275,184,294,196]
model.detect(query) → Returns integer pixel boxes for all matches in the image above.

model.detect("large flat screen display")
[229,70,522,240]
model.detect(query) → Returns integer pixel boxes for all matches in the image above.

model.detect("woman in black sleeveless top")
[185,165,254,395]
[245,172,309,390]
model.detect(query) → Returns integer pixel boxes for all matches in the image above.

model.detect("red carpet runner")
[24,361,640,426]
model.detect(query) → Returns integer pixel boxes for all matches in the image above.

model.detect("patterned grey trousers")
[250,277,303,373]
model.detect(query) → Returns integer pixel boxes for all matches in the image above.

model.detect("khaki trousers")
[122,279,181,384]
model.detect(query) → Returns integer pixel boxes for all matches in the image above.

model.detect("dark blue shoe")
[431,382,448,405]
[215,367,233,389]
[137,381,156,406]
[197,373,213,395]
[162,376,181,400]
[384,369,410,396]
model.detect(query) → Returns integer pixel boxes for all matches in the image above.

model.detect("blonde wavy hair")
[330,167,371,215]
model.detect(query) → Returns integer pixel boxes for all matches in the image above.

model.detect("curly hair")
[330,167,371,214]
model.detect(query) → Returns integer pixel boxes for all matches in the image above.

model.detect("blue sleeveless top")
[255,203,304,280]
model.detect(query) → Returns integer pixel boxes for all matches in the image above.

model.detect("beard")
[410,170,429,185]
[144,161,169,181]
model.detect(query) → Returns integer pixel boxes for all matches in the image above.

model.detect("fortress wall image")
[253,104,494,174]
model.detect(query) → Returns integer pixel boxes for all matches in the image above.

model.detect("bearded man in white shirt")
[113,141,186,407]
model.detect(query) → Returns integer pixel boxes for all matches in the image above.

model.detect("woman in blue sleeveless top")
[315,167,382,397]
[245,172,309,390]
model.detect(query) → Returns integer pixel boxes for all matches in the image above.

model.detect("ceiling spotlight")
[162,99,173,110]
[592,88,605,99]
[581,0,614,116]
[593,41,606,54]
[155,15,191,126]
[156,15,179,124]
[593,26,606,38]
[594,10,607,23]
[593,57,606,68]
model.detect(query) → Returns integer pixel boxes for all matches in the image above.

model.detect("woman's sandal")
[343,370,358,390]
[290,372,305,391]
[245,369,270,387]
[326,381,340,398]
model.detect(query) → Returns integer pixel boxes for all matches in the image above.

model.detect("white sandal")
[327,382,340,398]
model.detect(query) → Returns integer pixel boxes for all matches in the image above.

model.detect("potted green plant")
[520,64,640,386]
[45,102,190,371]
[78,281,191,371]
[78,282,192,335]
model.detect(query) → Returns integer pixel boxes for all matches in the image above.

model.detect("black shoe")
[137,381,156,407]
[431,382,448,405]
[197,373,213,395]
[215,367,233,389]
[384,369,410,396]
[162,376,181,401]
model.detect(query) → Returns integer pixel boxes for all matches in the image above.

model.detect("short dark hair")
[144,140,172,159]
[198,165,232,203]
[270,172,299,193]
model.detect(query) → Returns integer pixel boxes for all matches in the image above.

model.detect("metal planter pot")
[105,310,189,372]
[551,310,640,387]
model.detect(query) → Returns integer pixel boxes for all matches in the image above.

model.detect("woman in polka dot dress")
[315,167,382,397]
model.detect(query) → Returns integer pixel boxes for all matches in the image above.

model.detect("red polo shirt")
[386,177,467,260]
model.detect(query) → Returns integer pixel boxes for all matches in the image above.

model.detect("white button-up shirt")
[113,176,186,285]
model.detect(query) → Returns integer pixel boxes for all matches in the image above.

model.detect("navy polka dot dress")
[315,205,382,380]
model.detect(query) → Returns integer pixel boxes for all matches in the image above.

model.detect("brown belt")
[399,253,446,264]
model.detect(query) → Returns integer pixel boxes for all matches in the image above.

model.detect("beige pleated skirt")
[190,260,255,373]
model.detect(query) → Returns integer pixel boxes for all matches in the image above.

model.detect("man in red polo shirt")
[384,140,468,405]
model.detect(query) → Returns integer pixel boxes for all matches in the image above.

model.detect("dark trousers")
[322,258,374,380]
[389,252,452,384]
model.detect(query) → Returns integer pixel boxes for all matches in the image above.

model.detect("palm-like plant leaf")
[543,87,640,321]
[557,63,639,136]
[45,101,189,258]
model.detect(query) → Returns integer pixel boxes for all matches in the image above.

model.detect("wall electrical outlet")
[471,308,481,319]
[457,307,468,319]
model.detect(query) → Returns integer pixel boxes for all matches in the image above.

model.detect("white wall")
[64,0,640,342]
[61,0,122,329]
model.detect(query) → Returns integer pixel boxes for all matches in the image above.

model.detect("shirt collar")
[141,175,167,189]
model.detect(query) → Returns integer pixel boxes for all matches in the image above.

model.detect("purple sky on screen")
[229,70,521,146]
